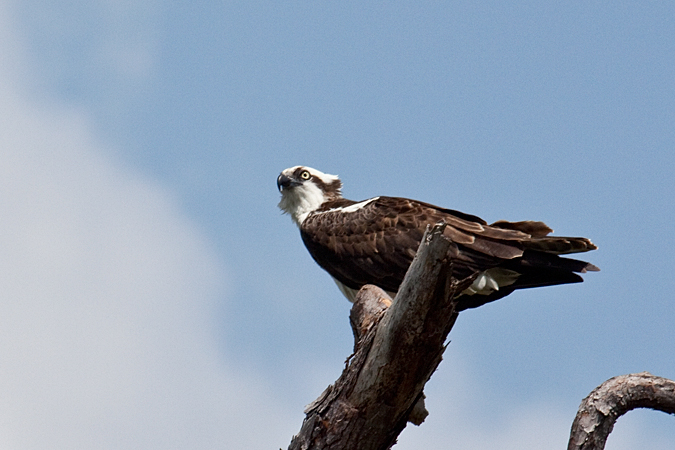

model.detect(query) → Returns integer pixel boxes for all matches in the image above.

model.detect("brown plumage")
[278,166,598,311]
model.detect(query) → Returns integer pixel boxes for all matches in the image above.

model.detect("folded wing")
[300,196,597,308]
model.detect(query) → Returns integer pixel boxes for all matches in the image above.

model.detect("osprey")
[277,166,598,311]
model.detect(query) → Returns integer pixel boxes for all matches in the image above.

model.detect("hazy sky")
[1,1,674,449]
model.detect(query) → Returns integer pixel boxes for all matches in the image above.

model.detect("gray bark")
[568,372,675,450]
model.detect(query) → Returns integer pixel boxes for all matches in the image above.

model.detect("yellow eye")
[300,170,311,180]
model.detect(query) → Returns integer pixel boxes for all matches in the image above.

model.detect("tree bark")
[567,372,675,450]
[288,223,474,450]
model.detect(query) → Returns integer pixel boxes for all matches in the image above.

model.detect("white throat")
[278,182,327,226]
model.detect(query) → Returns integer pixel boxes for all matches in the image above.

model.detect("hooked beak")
[277,173,300,192]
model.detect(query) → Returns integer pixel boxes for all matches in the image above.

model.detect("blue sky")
[1,1,674,448]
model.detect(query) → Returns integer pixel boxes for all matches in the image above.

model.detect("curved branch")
[568,372,675,450]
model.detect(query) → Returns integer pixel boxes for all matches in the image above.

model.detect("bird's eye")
[300,170,311,180]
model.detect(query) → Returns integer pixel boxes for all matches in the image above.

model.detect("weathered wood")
[349,285,392,349]
[288,223,475,450]
[568,372,675,450]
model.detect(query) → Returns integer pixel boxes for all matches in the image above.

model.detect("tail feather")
[490,220,553,237]
[490,219,597,255]
[455,250,599,311]
[515,250,600,273]
[524,236,597,255]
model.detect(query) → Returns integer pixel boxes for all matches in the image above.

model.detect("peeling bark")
[568,372,675,450]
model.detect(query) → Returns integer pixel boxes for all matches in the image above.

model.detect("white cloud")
[0,4,295,449]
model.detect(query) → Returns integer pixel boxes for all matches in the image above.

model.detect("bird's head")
[277,166,343,226]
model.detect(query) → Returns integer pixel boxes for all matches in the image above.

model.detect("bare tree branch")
[288,223,473,450]
[568,372,675,450]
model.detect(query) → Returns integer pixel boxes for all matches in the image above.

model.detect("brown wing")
[300,196,598,300]
[301,197,525,292]
[300,197,422,292]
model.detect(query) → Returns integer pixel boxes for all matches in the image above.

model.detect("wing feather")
[300,196,597,297]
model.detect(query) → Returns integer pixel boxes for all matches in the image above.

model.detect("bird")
[277,165,598,311]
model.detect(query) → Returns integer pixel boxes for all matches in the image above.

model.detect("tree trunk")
[288,223,473,450]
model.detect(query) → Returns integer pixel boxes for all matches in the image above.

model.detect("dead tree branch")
[568,372,675,450]
[288,223,473,450]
